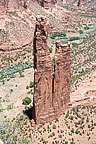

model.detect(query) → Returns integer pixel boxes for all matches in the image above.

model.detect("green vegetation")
[0,109,3,112]
[22,97,32,105]
[65,110,69,118]
[0,61,34,82]
[30,81,34,88]
[84,26,90,30]
[71,31,96,90]
[52,124,56,129]
[10,89,13,94]
[48,48,53,53]
[50,32,66,39]
[69,36,80,41]
[48,132,55,138]
[72,42,78,47]
[7,104,13,110]
[71,128,74,133]
[75,129,80,134]
[79,30,83,34]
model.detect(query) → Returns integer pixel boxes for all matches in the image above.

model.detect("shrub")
[30,81,34,88]
[48,48,53,53]
[26,85,29,89]
[86,117,89,122]
[10,89,13,93]
[52,132,55,136]
[71,128,74,133]
[69,36,80,41]
[75,129,80,134]
[72,43,78,47]
[0,109,3,112]
[48,132,55,138]
[58,135,62,138]
[79,30,83,34]
[70,115,73,120]
[50,32,66,39]
[22,97,32,105]
[70,141,75,144]
[94,123,96,126]
[84,26,90,30]
[60,32,66,37]
[56,118,59,122]
[65,110,69,118]
[88,125,90,128]
[52,124,56,129]
[78,23,82,28]
[7,104,13,110]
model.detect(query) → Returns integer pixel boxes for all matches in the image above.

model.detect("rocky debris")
[33,16,71,124]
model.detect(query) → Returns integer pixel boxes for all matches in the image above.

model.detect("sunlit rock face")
[33,16,71,124]
[0,0,28,9]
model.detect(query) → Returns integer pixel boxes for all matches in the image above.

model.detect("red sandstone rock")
[33,15,53,124]
[33,16,71,124]
[54,43,71,117]
[0,0,28,9]
[36,0,57,9]
[78,0,82,7]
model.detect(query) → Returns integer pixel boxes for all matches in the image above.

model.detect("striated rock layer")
[0,0,57,9]
[54,41,71,117]
[33,16,71,124]
[33,15,53,123]
[0,0,28,9]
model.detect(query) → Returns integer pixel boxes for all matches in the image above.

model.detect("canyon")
[0,0,96,143]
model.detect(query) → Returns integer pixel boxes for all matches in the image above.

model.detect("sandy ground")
[0,68,34,121]
[70,69,96,106]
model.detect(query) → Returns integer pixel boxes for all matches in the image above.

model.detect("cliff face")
[33,15,53,123]
[0,0,57,9]
[0,5,34,69]
[0,0,28,8]
[33,16,71,124]
[54,41,71,117]
[36,0,57,9]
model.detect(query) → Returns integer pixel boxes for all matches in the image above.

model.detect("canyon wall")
[36,0,57,9]
[0,0,28,8]
[0,0,57,9]
[54,41,70,117]
[33,16,71,124]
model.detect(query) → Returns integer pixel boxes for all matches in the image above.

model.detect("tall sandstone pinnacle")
[33,15,71,124]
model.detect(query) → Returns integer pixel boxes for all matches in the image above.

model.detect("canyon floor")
[0,0,96,144]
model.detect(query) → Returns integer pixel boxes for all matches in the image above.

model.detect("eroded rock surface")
[33,16,71,124]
